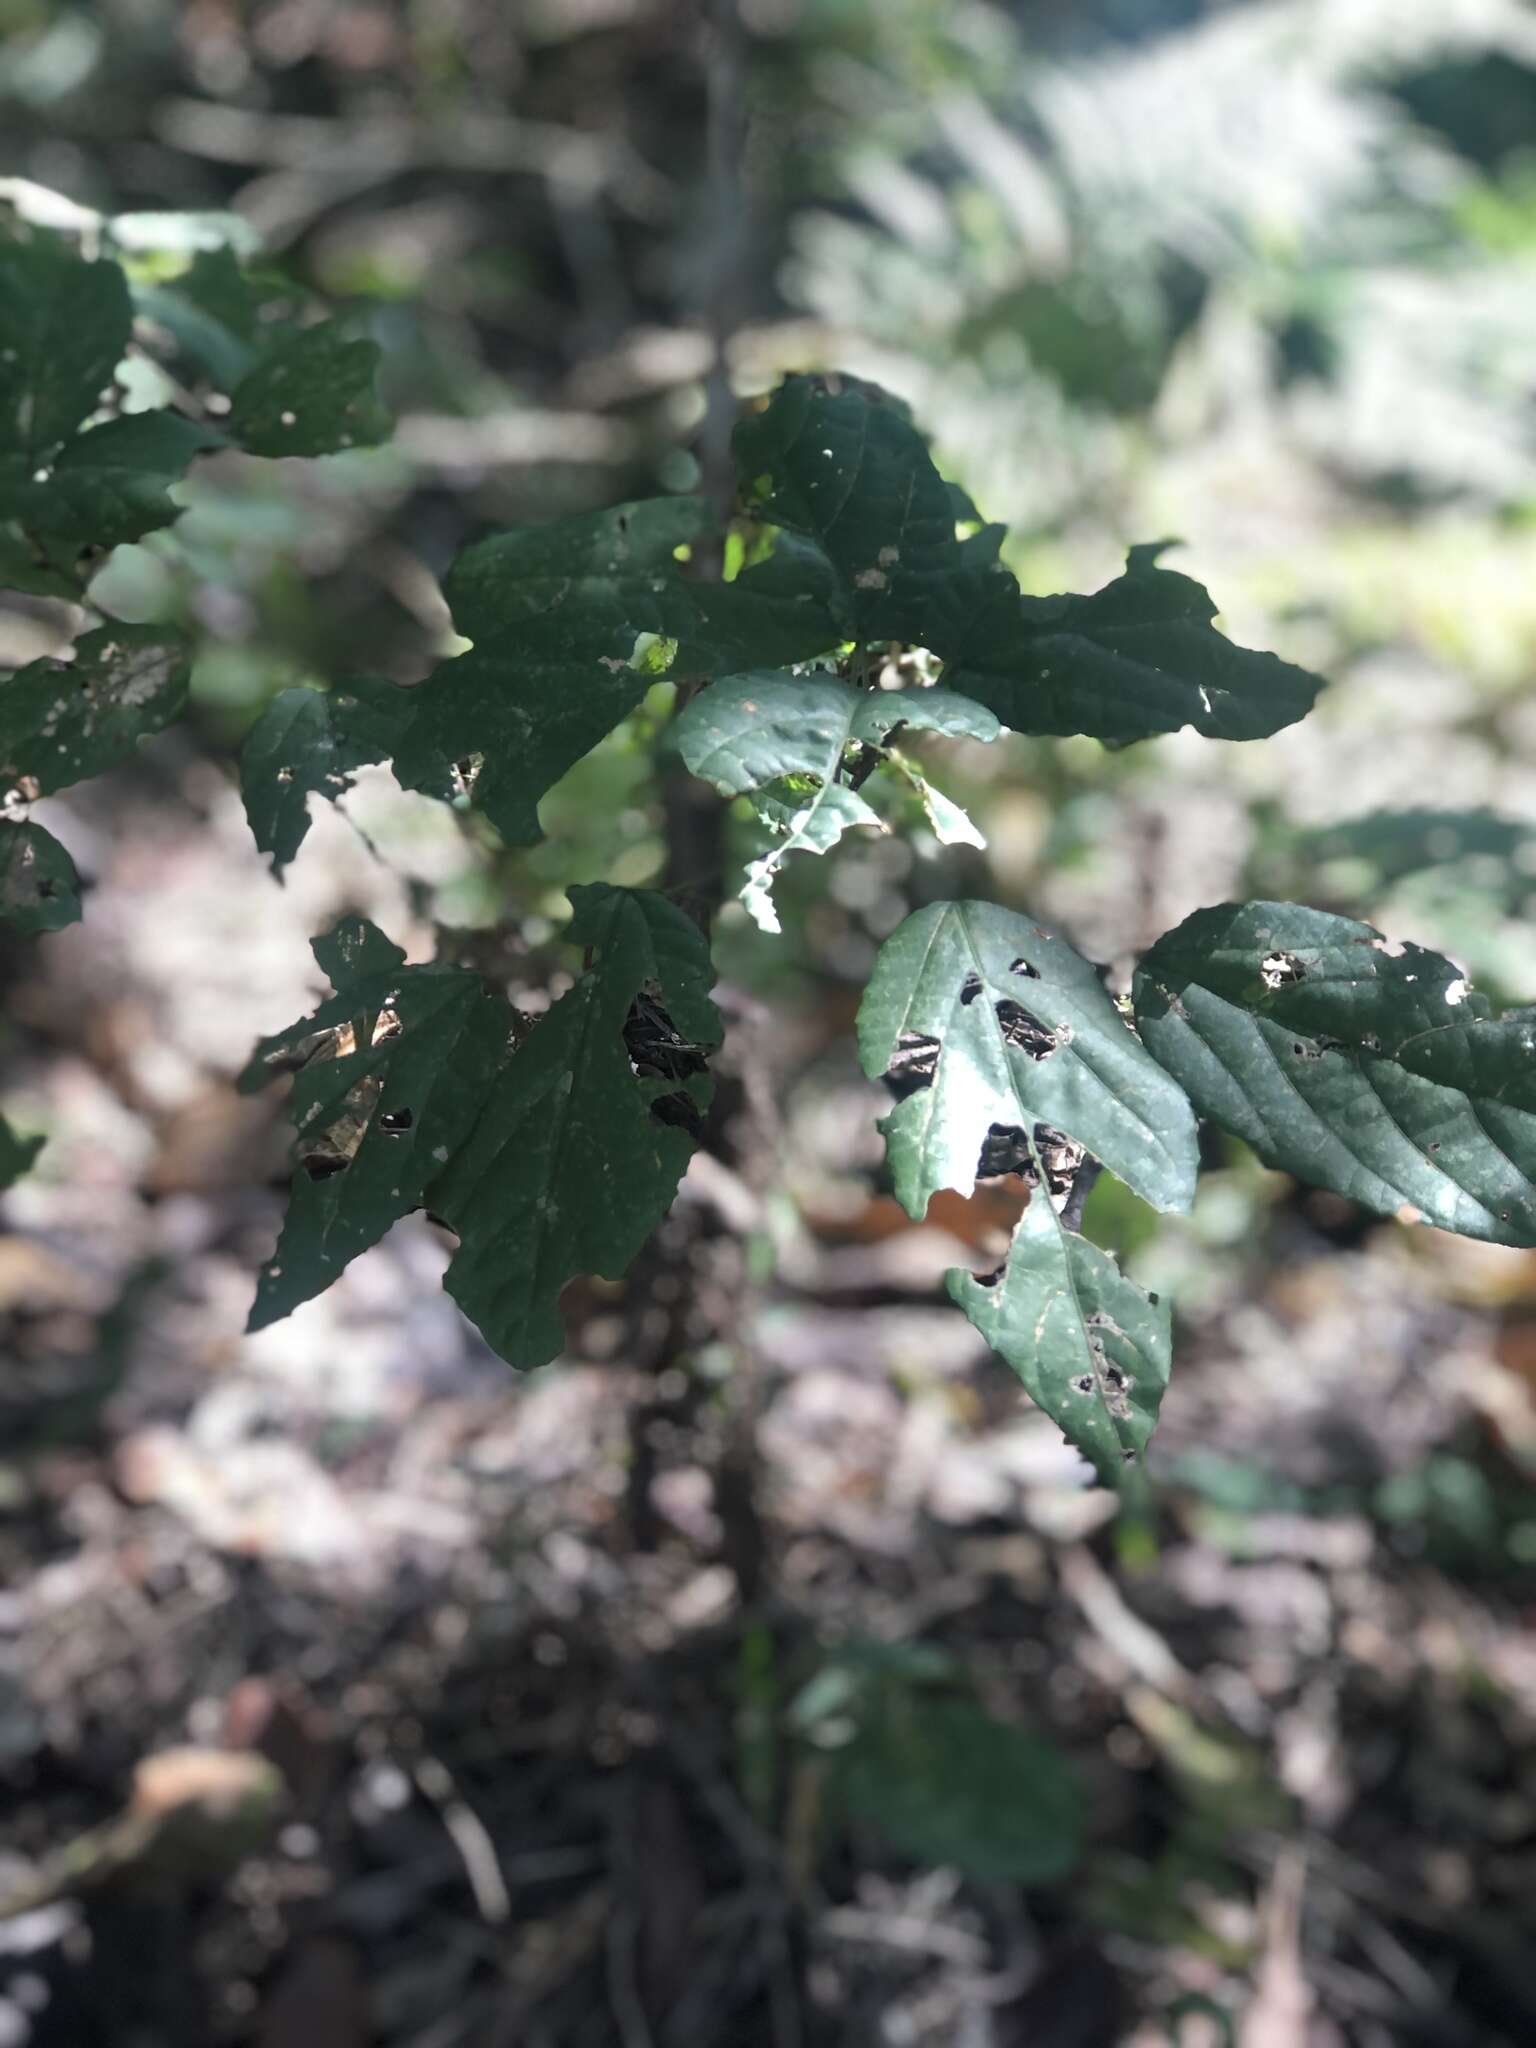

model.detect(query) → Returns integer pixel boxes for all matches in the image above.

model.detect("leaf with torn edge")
[240,917,514,1330]
[949,1175,1171,1482]
[858,899,1198,1217]
[673,667,997,928]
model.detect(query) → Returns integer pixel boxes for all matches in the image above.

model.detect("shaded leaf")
[227,319,390,458]
[0,819,80,933]
[841,1690,1082,1884]
[0,624,190,799]
[240,676,423,873]
[949,1184,1171,1481]
[951,542,1326,745]
[1134,900,1536,1245]
[241,918,513,1330]
[394,499,839,846]
[0,236,131,466]
[859,900,1198,1216]
[10,411,225,552]
[733,377,1325,746]
[0,1115,43,1191]
[429,884,720,1367]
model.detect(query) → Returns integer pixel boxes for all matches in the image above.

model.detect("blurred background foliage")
[4,2,1536,2044]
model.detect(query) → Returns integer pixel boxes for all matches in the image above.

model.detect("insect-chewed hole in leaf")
[1073,1374,1094,1395]
[1009,957,1040,980]
[995,1000,1060,1060]
[624,987,711,1139]
[305,1155,349,1181]
[1259,950,1306,991]
[884,1032,941,1099]
[959,972,984,1006]
[379,1106,415,1133]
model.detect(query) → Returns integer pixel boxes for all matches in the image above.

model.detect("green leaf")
[394,499,840,846]
[1134,900,1536,1245]
[8,411,225,552]
[0,236,131,466]
[950,542,1327,745]
[240,676,422,873]
[0,623,191,799]
[0,819,80,932]
[241,918,514,1330]
[859,900,1198,1216]
[949,1186,1171,1481]
[429,884,721,1367]
[134,246,269,389]
[674,667,996,928]
[733,377,1325,746]
[733,373,1013,650]
[0,1115,44,1191]
[840,1690,1082,1884]
[227,320,390,458]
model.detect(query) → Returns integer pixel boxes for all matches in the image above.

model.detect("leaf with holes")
[428,884,721,1369]
[858,900,1198,1216]
[0,624,191,799]
[673,667,997,928]
[1134,901,1536,1245]
[240,675,432,873]
[0,1115,43,1192]
[392,499,840,845]
[240,917,515,1329]
[0,820,80,933]
[949,1183,1171,1481]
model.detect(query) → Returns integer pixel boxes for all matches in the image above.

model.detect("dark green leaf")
[950,1185,1171,1480]
[0,1115,44,1191]
[950,543,1327,745]
[0,237,131,465]
[1134,900,1536,1245]
[9,411,225,552]
[227,320,390,458]
[0,819,80,932]
[733,377,1326,746]
[240,675,421,873]
[0,624,191,799]
[733,373,1013,650]
[840,1691,1082,1884]
[429,884,721,1368]
[242,918,514,1329]
[859,900,1198,1216]
[394,499,839,846]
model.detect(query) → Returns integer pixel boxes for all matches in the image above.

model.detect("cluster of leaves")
[6,210,1535,1480]
[235,371,1536,1471]
[0,217,389,1169]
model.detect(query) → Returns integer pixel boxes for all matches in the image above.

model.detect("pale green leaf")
[858,900,1198,1215]
[949,1187,1171,1481]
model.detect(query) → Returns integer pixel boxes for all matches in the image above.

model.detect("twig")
[412,1754,511,1925]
